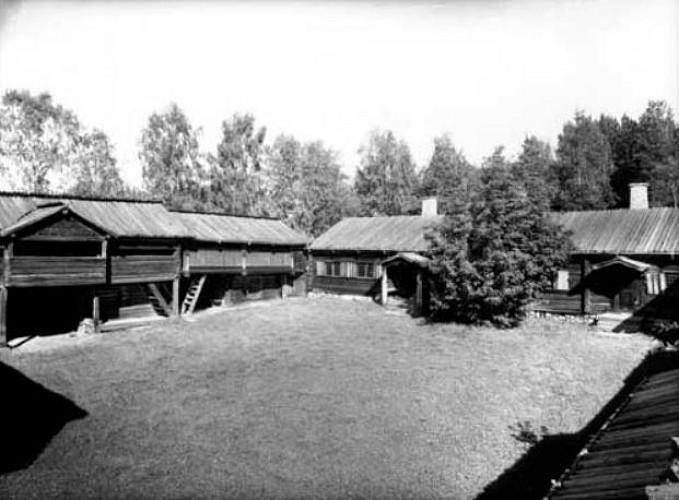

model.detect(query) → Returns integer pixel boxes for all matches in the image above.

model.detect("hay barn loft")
[0,192,307,346]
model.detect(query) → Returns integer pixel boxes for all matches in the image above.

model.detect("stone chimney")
[629,183,649,210]
[421,197,438,217]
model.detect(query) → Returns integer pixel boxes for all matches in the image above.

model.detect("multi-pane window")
[645,272,667,295]
[315,260,382,279]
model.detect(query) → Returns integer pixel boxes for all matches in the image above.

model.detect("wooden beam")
[415,270,423,316]
[3,241,13,286]
[381,266,388,306]
[582,259,592,314]
[148,283,173,317]
[92,296,100,333]
[0,286,7,346]
[172,276,180,316]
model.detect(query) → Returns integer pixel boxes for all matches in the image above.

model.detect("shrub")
[427,158,572,327]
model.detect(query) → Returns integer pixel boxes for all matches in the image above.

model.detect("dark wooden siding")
[187,248,242,273]
[111,255,177,284]
[8,256,106,287]
[23,216,103,241]
[312,275,378,295]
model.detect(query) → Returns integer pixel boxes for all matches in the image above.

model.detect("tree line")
[1,90,678,238]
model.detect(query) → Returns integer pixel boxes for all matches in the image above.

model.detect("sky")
[0,0,677,186]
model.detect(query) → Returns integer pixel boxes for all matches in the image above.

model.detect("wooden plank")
[9,273,107,287]
[147,283,172,317]
[93,296,100,333]
[172,276,180,316]
[582,258,592,314]
[381,267,388,305]
[551,486,647,500]
[111,274,177,285]
[0,286,7,346]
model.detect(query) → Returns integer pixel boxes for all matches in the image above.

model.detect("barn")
[0,192,307,346]
[172,210,307,312]
[309,198,442,314]
[534,183,679,332]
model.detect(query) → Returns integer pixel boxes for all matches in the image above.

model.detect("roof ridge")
[171,209,280,221]
[0,190,162,204]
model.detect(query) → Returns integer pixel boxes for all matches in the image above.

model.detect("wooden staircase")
[146,283,173,317]
[181,275,207,315]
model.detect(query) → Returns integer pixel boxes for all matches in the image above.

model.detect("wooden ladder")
[181,275,207,315]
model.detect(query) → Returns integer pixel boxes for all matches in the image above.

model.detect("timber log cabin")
[312,184,679,330]
[533,183,679,332]
[0,192,307,346]
[309,198,442,315]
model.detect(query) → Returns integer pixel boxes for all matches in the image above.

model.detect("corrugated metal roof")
[549,367,679,499]
[0,194,188,239]
[552,208,679,255]
[172,211,308,246]
[310,216,443,252]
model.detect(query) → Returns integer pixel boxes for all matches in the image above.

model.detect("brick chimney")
[629,183,649,210]
[421,197,438,217]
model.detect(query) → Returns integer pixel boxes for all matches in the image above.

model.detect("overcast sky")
[0,0,677,185]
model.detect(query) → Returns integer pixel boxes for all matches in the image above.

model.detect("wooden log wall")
[8,256,106,287]
[186,246,296,275]
[312,275,378,296]
[110,255,177,284]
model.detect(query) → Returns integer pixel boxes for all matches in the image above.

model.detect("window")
[357,262,376,278]
[315,260,382,279]
[553,270,570,291]
[645,272,666,295]
[325,261,341,277]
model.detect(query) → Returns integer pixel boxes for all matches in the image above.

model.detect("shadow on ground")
[0,361,87,475]
[474,348,678,500]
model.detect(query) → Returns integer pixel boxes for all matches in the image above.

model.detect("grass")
[0,297,654,499]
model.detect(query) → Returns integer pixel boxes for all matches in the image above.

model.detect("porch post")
[0,286,7,346]
[1,242,12,346]
[381,266,388,306]
[415,269,423,316]
[172,276,180,317]
[92,295,100,333]
[581,259,592,314]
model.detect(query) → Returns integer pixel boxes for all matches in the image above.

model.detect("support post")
[581,259,592,314]
[381,266,388,306]
[92,296,100,333]
[172,276,180,317]
[0,286,7,346]
[415,270,423,316]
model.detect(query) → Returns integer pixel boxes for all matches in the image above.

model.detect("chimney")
[421,197,438,217]
[629,183,649,210]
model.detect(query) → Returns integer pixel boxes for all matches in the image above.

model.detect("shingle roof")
[549,367,679,500]
[172,211,308,246]
[310,216,443,253]
[0,193,188,239]
[552,208,679,255]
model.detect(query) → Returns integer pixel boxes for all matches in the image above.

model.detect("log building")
[309,198,442,314]
[0,192,307,345]
[312,185,679,331]
[533,183,679,332]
